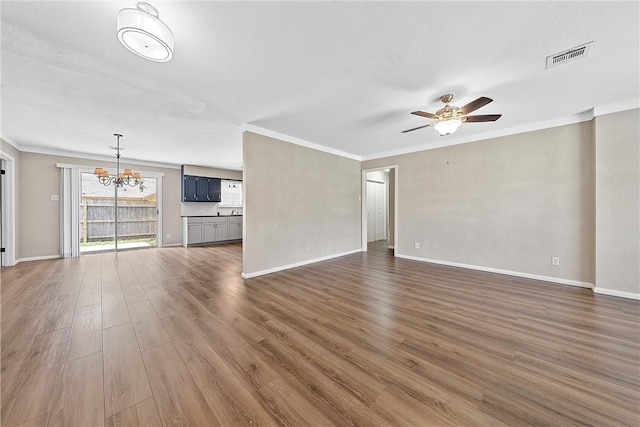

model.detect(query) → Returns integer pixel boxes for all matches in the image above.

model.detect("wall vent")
[546,42,593,69]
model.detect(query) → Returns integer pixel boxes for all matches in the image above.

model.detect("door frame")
[361,165,398,252]
[366,179,387,243]
[0,151,16,266]
[79,168,164,251]
[57,162,164,254]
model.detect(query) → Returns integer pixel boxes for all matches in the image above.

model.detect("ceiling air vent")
[545,41,593,69]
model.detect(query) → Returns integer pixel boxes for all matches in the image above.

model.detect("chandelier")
[94,134,145,191]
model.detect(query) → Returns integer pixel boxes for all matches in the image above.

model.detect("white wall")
[364,121,596,286]
[594,108,640,297]
[243,131,361,277]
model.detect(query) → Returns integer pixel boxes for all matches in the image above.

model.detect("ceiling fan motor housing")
[436,105,461,121]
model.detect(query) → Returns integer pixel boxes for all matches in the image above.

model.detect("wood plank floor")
[1,242,639,426]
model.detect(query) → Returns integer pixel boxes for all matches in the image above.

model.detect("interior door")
[374,181,386,241]
[366,181,375,242]
[367,180,387,242]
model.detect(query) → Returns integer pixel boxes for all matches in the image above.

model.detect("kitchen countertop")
[182,215,242,217]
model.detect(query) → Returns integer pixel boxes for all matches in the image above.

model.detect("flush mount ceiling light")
[117,2,174,62]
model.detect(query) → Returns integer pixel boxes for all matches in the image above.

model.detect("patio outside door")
[80,172,158,253]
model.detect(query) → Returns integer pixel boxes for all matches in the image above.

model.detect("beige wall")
[594,109,640,295]
[17,151,182,259]
[243,131,361,276]
[1,139,21,262]
[364,121,596,284]
[182,165,242,180]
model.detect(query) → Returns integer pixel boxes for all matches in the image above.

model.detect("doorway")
[1,159,5,266]
[366,179,387,242]
[362,166,397,251]
[0,152,16,266]
[80,172,159,253]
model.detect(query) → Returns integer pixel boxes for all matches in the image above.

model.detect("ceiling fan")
[402,94,502,136]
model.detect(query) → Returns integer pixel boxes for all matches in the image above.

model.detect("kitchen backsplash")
[181,202,243,216]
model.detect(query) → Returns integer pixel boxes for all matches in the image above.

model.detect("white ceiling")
[1,1,638,170]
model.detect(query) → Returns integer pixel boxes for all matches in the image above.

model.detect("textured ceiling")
[1,1,638,170]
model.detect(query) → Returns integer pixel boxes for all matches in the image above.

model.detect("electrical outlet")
[414,242,420,249]
[50,195,59,201]
[305,244,310,252]
[552,257,560,266]
[166,234,171,239]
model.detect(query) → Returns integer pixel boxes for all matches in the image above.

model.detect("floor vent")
[546,42,593,69]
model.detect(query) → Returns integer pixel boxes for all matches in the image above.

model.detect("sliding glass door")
[80,173,158,253]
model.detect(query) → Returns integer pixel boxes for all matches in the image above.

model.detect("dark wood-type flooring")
[1,241,639,426]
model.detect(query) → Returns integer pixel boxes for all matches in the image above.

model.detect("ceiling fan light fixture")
[403,94,500,135]
[434,118,462,136]
[117,2,174,62]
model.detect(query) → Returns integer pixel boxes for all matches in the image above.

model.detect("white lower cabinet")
[183,216,241,247]
[186,219,203,245]
[228,218,242,240]
[205,217,228,242]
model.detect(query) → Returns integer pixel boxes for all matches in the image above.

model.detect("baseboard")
[17,255,61,264]
[388,245,395,249]
[395,253,594,289]
[242,249,361,279]
[593,287,640,300]
[162,243,183,247]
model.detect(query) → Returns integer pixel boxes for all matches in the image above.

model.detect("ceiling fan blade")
[401,124,432,133]
[411,111,438,119]
[458,97,493,115]
[462,114,502,122]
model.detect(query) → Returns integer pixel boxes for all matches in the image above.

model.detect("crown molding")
[593,98,639,117]
[6,98,638,168]
[361,109,599,161]
[242,124,362,161]
[8,143,181,170]
[0,136,20,151]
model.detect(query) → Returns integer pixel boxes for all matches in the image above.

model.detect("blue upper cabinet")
[181,167,222,202]
[196,177,209,201]
[183,175,198,201]
[207,178,221,202]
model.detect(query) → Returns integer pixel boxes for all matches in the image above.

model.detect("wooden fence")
[81,197,157,243]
